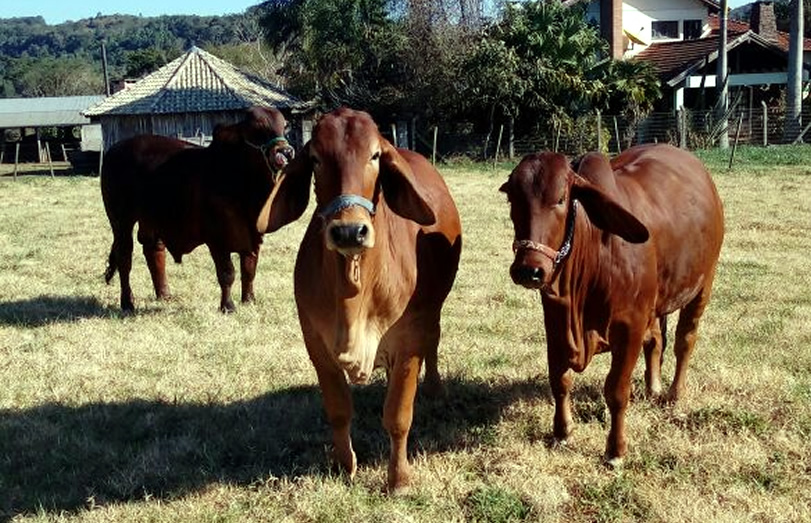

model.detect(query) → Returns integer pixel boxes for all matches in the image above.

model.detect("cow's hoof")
[219,302,236,314]
[552,437,569,449]
[604,456,624,469]
[387,469,411,496]
[330,447,357,480]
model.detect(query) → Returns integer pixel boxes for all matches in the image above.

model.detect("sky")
[2,0,262,25]
[3,0,754,26]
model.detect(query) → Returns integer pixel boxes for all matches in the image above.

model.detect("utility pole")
[101,41,111,96]
[717,0,729,149]
[786,0,804,142]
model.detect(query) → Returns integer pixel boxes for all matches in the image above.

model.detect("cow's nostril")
[356,225,368,243]
[516,265,543,283]
[330,224,368,248]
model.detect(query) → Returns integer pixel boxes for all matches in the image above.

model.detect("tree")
[594,59,662,147]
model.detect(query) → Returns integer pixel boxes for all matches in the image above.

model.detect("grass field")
[1,145,810,522]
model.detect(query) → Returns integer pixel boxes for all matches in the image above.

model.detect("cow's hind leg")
[667,284,713,403]
[643,315,666,398]
[143,239,170,300]
[210,249,236,313]
[239,249,259,304]
[420,314,445,399]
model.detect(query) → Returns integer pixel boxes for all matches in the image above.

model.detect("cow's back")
[611,144,724,314]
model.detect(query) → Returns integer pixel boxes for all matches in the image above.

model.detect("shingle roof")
[708,13,811,52]
[84,46,302,117]
[0,95,105,128]
[635,15,810,87]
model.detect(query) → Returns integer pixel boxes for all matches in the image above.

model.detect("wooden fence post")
[493,124,504,168]
[390,123,398,148]
[596,110,602,152]
[432,126,438,165]
[678,109,687,149]
[14,142,20,180]
[507,115,515,159]
[46,142,54,177]
[761,101,768,146]
[729,113,744,170]
[613,116,621,154]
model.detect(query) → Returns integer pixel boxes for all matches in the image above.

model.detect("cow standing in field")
[101,106,294,312]
[500,144,724,466]
[257,108,462,492]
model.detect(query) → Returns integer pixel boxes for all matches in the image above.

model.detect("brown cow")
[500,144,724,466]
[257,108,462,492]
[101,107,294,312]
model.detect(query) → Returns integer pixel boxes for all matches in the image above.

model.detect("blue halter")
[318,194,376,219]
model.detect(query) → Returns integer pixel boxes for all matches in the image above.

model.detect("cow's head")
[500,152,649,292]
[257,108,435,250]
[213,106,295,180]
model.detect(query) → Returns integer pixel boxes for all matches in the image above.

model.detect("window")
[652,20,679,40]
[684,19,703,40]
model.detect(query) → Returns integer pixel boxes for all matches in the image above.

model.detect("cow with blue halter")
[257,107,462,493]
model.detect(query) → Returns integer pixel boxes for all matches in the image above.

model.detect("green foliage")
[0,13,259,97]
[465,485,531,523]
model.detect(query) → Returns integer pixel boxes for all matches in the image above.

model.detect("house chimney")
[750,1,778,42]
[601,0,624,59]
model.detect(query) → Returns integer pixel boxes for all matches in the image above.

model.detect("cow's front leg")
[604,325,644,467]
[548,356,574,445]
[209,249,236,313]
[239,249,259,304]
[383,351,421,494]
[305,329,356,478]
[144,239,170,300]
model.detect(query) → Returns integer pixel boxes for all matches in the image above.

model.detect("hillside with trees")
[0,9,276,97]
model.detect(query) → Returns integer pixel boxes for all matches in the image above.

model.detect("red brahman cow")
[257,108,462,492]
[101,107,294,312]
[500,143,724,466]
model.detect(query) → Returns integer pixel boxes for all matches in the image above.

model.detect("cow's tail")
[104,247,117,284]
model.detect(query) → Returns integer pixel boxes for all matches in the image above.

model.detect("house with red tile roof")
[576,0,810,111]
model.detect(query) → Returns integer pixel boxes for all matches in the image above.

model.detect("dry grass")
[1,145,810,522]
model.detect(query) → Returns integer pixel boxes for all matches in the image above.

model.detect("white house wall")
[585,0,711,58]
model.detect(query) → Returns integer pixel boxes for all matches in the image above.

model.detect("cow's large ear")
[380,139,436,226]
[571,175,649,243]
[257,143,312,233]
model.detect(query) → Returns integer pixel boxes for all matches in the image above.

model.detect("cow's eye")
[557,196,566,206]
[310,156,320,166]
[371,151,381,161]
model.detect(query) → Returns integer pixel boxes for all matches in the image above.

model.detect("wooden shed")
[83,46,306,151]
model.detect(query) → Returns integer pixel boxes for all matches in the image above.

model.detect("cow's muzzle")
[320,194,376,256]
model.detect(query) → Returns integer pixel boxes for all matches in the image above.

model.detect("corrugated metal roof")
[0,95,105,128]
[84,46,302,116]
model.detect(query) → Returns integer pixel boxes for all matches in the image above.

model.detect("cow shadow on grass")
[0,295,114,327]
[0,375,615,520]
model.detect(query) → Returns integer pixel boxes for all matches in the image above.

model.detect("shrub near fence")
[399,106,811,162]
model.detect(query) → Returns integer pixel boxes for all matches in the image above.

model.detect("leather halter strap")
[318,194,376,219]
[512,199,579,271]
